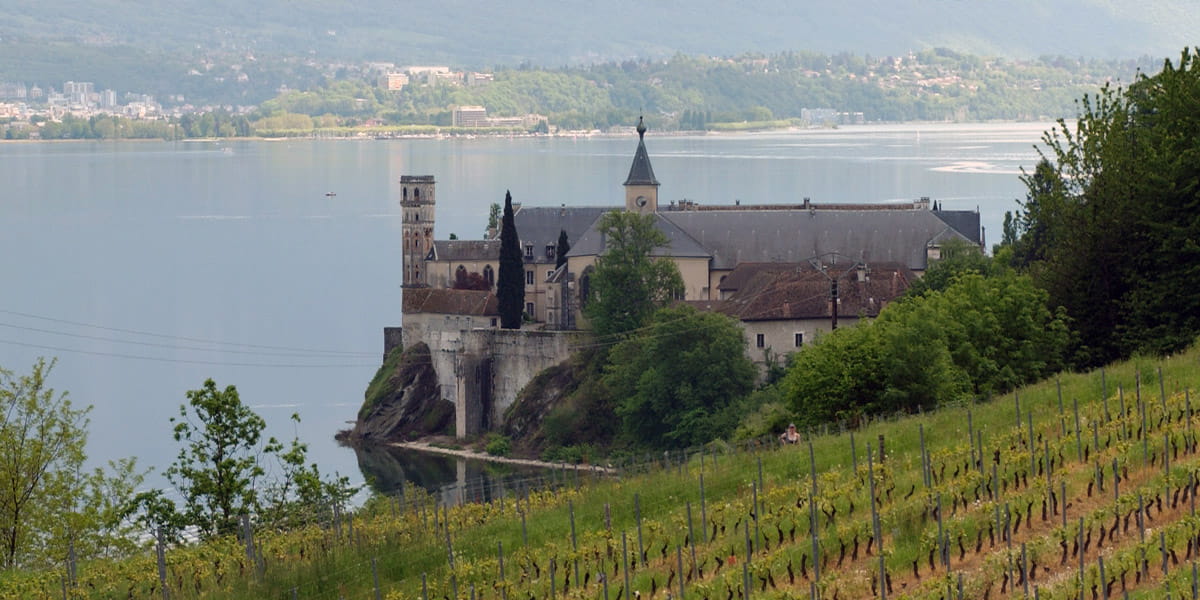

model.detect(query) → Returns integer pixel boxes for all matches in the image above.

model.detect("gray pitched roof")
[658,209,972,271]
[931,209,982,244]
[430,240,502,261]
[568,212,712,259]
[623,138,659,186]
[511,206,611,264]
[429,207,608,263]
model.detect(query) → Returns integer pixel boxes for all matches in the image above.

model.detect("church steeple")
[624,116,660,213]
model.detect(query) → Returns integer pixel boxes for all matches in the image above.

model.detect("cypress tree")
[555,229,570,270]
[498,190,524,329]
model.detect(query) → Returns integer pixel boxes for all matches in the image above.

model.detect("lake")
[0,122,1051,501]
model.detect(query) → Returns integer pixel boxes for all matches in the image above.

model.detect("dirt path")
[389,440,618,474]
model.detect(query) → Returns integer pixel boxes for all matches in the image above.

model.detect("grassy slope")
[7,347,1200,599]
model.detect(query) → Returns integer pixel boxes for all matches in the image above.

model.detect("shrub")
[485,434,511,457]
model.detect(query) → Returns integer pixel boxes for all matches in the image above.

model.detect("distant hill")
[2,0,1195,66]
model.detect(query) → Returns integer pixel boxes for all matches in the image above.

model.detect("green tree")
[604,305,755,449]
[497,191,524,329]
[486,202,502,236]
[583,211,683,339]
[258,414,356,529]
[904,238,996,297]
[167,379,274,538]
[555,229,570,270]
[1012,48,1200,365]
[0,358,90,568]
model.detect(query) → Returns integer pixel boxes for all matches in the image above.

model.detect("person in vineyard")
[779,423,800,445]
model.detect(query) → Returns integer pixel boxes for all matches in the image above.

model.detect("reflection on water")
[351,443,557,506]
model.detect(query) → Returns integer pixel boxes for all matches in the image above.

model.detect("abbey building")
[392,121,980,437]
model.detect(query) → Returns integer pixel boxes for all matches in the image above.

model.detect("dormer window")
[524,244,534,259]
[546,244,556,259]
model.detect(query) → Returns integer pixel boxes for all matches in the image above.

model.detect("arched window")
[403,187,408,201]
[483,264,495,287]
[414,188,420,200]
[579,266,594,308]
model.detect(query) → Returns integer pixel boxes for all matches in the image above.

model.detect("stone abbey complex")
[388,120,981,439]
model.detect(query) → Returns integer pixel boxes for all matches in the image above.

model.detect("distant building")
[451,105,488,127]
[801,108,838,126]
[465,72,494,86]
[381,71,409,91]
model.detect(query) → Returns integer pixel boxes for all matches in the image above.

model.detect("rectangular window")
[546,270,553,280]
[526,270,534,285]
[755,333,765,348]
[546,244,556,259]
[525,302,535,316]
[524,244,534,259]
[795,332,804,347]
[490,318,497,327]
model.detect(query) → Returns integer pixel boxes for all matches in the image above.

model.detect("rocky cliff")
[342,342,453,442]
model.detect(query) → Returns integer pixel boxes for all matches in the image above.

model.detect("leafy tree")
[583,211,683,339]
[258,414,356,529]
[555,229,570,270]
[905,238,997,297]
[454,270,492,291]
[0,358,90,568]
[604,305,755,449]
[784,271,1068,424]
[167,379,275,538]
[1011,48,1200,365]
[497,191,525,329]
[486,202,502,236]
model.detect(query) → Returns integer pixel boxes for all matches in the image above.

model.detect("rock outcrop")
[343,342,453,442]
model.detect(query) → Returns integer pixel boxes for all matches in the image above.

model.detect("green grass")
[9,346,1200,599]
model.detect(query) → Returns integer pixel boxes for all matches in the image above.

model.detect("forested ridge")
[255,50,1159,132]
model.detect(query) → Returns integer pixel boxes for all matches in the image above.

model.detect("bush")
[485,434,511,457]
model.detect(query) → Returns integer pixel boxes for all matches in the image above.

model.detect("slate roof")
[568,212,712,259]
[659,209,972,271]
[402,288,498,315]
[430,240,502,261]
[429,206,609,263]
[511,206,610,264]
[624,137,659,186]
[931,209,982,245]
[690,262,913,321]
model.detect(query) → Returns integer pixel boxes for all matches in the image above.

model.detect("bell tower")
[624,116,660,214]
[400,175,436,287]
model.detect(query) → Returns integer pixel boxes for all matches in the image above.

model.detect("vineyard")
[7,348,1200,599]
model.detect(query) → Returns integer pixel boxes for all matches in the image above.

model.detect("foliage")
[785,271,1069,425]
[453,269,491,291]
[904,238,999,297]
[497,191,524,329]
[486,202,501,236]
[484,434,511,457]
[0,359,90,568]
[0,359,145,569]
[555,229,569,270]
[167,379,272,538]
[259,414,357,529]
[1004,48,1200,367]
[582,211,683,340]
[604,305,756,449]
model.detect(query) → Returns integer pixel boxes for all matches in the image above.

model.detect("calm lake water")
[0,122,1050,501]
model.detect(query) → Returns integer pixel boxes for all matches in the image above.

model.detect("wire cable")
[0,307,378,356]
[0,338,376,368]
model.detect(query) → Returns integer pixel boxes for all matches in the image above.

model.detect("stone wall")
[396,318,582,439]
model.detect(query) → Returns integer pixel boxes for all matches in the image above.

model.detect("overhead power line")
[0,308,377,356]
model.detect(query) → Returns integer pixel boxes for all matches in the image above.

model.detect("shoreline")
[0,120,1059,145]
[388,440,617,474]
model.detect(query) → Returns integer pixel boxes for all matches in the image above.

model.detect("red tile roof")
[402,288,499,316]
